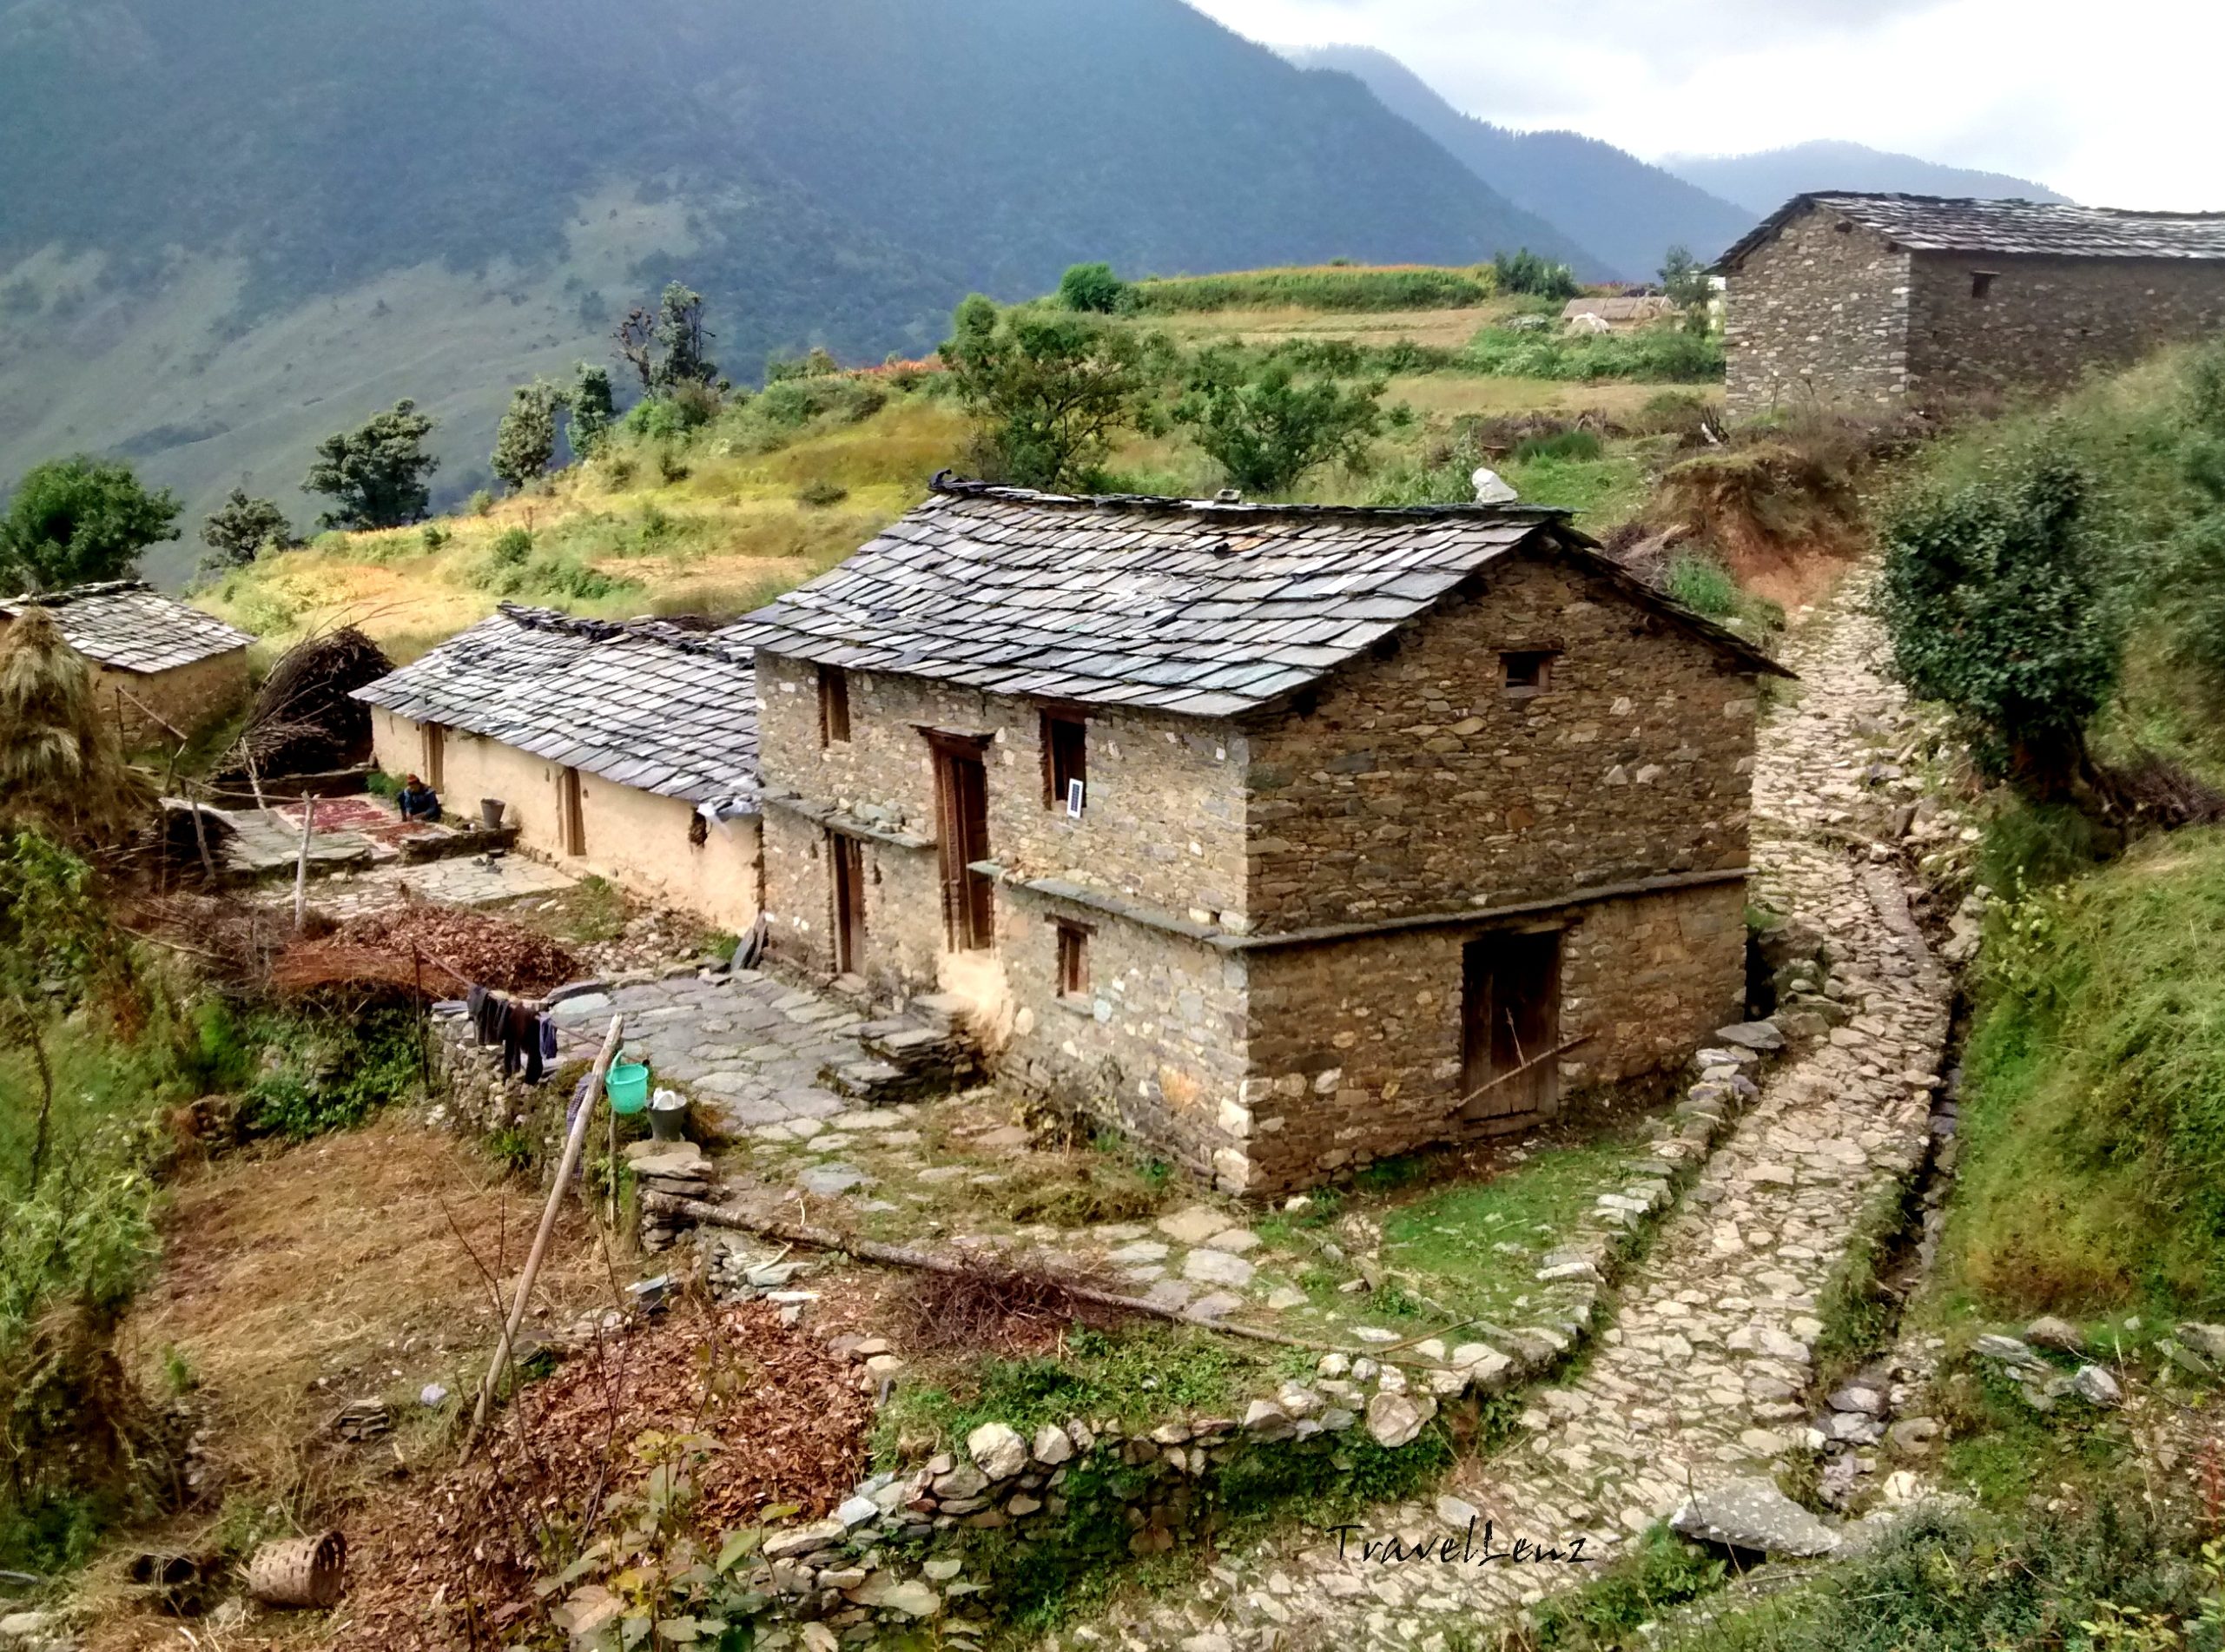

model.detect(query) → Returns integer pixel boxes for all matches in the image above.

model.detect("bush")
[1171,346,1387,495]
[796,479,849,508]
[1126,267,1491,314]
[752,375,888,430]
[489,526,533,567]
[239,1008,419,1141]
[1464,324,1723,383]
[1665,552,1742,618]
[468,488,494,516]
[1490,248,1579,300]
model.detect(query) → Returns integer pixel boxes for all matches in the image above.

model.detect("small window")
[818,664,850,745]
[1056,922,1091,998]
[1971,270,1997,301]
[1501,650,1557,697]
[1043,712,1087,815]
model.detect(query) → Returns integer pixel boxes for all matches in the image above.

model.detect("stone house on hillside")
[1718,193,2225,417]
[721,478,1789,1196]
[354,605,761,931]
[0,581,252,745]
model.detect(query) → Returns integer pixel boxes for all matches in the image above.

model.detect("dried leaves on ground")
[273,902,580,998]
[327,1297,871,1649]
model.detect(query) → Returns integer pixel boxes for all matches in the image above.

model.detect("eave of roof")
[0,580,254,672]
[1716,191,2225,273]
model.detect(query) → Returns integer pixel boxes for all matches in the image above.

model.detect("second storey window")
[1043,711,1087,815]
[818,664,850,745]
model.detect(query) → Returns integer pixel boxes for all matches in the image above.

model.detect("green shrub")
[489,525,533,566]
[1665,552,1742,618]
[1464,324,1723,383]
[752,375,888,430]
[1058,262,1129,314]
[468,488,494,516]
[1490,248,1579,300]
[1513,429,1604,463]
[420,523,450,552]
[240,1009,419,1141]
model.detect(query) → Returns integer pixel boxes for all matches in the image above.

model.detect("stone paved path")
[1090,578,1956,1650]
[549,968,862,1131]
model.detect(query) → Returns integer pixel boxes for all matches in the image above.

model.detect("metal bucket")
[479,797,506,829]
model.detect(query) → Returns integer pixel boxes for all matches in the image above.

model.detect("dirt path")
[1091,576,1957,1651]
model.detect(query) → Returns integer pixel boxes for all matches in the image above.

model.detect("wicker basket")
[246,1530,347,1609]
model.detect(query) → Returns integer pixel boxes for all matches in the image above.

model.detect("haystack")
[217,625,392,785]
[0,607,152,847]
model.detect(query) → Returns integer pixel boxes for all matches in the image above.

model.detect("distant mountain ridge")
[1661,142,2072,217]
[0,0,1593,586]
[1283,44,1757,278]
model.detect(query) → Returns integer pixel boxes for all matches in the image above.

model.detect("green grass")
[1463,324,1724,385]
[1125,266,1494,314]
[1371,1138,1634,1328]
[1523,1525,1729,1649]
[1944,823,2225,1318]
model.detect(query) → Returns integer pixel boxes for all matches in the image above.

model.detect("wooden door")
[1461,929,1562,1120]
[831,835,867,975]
[558,766,586,857]
[933,743,994,951]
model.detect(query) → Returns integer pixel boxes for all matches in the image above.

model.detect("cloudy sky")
[1184,0,2222,209]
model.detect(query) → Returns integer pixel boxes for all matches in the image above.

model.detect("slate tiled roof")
[0,580,253,673]
[1720,193,2225,270]
[352,605,759,813]
[717,478,1786,717]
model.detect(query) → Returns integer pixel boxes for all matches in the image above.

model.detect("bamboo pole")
[292,794,315,929]
[465,1014,624,1453]
[637,1192,1462,1366]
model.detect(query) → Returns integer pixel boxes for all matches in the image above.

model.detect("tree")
[0,833,122,1193]
[1172,347,1386,496]
[199,488,296,571]
[569,363,617,459]
[1491,248,1580,301]
[1878,449,2123,803]
[490,380,568,492]
[1660,245,1713,332]
[303,400,439,530]
[940,295,1156,492]
[1058,262,1128,314]
[0,457,180,591]
[614,283,720,397]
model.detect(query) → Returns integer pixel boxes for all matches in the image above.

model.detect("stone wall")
[996,889,1251,1183]
[1724,204,1912,417]
[1904,250,2225,403]
[99,650,251,749]
[370,708,762,933]
[1234,881,1747,1194]
[1244,559,1759,935]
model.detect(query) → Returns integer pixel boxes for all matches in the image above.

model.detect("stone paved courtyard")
[549,970,864,1132]
[1079,573,1960,1649]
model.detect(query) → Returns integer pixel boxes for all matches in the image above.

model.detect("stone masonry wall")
[1243,558,1759,935]
[1233,882,1747,1194]
[998,890,1251,1184]
[1904,250,2225,403]
[1725,205,1912,418]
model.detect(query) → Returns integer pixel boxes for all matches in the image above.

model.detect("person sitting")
[398,774,443,823]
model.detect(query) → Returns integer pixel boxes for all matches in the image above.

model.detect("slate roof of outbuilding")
[0,580,254,673]
[352,605,760,813]
[717,477,1786,716]
[1719,192,2225,270]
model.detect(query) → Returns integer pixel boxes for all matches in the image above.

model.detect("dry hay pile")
[898,1259,1132,1356]
[327,1298,871,1649]
[273,903,580,999]
[0,607,151,848]
[217,625,391,785]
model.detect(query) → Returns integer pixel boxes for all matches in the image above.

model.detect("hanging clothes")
[502,1000,540,1082]
[538,1015,558,1064]
[473,988,507,1049]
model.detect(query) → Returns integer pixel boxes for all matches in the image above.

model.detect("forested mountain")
[1662,141,2071,216]
[0,0,1589,585]
[1284,44,1756,280]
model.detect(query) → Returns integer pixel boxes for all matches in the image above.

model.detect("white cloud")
[1185,0,2225,208]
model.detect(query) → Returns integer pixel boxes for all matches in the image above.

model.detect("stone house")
[1719,193,2225,417]
[721,479,1788,1197]
[0,580,253,746]
[354,605,762,932]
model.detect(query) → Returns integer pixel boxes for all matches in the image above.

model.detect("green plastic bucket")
[605,1062,651,1114]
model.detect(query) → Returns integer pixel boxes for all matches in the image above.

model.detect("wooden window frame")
[1055,920,1092,999]
[1500,648,1559,697]
[818,664,851,746]
[1970,270,1998,301]
[1041,710,1088,814]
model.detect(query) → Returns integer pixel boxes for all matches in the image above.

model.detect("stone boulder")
[1671,1477,1840,1557]
[966,1422,1028,1483]
[1363,1390,1433,1449]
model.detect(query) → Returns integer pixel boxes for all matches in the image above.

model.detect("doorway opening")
[831,834,868,976]
[929,736,994,951]
[1460,928,1562,1121]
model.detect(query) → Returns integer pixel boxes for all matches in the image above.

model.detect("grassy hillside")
[0,0,1604,580]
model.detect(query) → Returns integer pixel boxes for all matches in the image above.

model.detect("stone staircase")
[822,993,981,1107]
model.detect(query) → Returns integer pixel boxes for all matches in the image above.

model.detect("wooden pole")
[465,1014,624,1453]
[636,1192,1462,1366]
[292,794,315,929]
[187,790,216,882]
[244,749,268,811]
